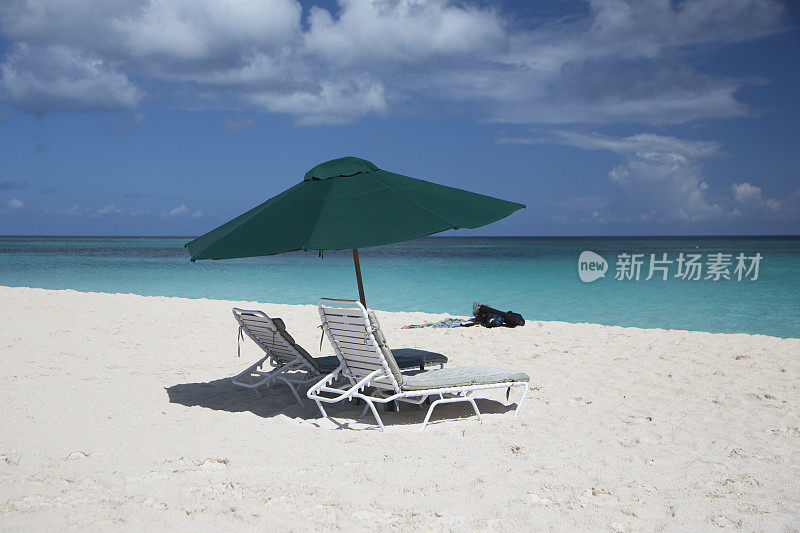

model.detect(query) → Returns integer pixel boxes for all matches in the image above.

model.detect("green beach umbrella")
[185,156,524,305]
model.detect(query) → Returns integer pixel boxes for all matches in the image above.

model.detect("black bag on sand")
[473,303,525,328]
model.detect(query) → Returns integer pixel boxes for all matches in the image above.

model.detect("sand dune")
[1,286,798,530]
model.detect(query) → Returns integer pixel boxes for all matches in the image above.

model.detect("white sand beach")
[1,285,798,530]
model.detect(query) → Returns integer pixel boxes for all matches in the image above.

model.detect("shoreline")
[2,285,795,341]
[1,285,798,529]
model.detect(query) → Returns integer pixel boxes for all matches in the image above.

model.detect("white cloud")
[417,0,785,125]
[525,131,727,222]
[609,150,725,221]
[546,132,722,159]
[304,0,505,65]
[114,0,301,62]
[0,0,789,124]
[160,204,204,218]
[38,202,207,218]
[167,204,189,216]
[42,202,211,219]
[97,203,122,215]
[732,182,763,204]
[248,80,388,125]
[1,44,143,115]
[4,198,23,210]
[162,204,193,217]
[57,204,90,216]
[513,130,800,224]
[731,182,784,215]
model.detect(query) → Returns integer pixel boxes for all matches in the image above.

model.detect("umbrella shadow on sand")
[166,376,520,430]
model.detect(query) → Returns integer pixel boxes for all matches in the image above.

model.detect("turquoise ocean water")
[0,236,797,339]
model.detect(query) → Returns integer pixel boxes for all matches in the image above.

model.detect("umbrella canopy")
[185,157,524,261]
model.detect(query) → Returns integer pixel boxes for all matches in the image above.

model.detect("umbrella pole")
[352,249,366,307]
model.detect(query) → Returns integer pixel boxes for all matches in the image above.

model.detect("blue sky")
[0,0,798,236]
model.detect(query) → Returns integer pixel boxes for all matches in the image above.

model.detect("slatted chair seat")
[307,299,530,431]
[232,308,448,406]
[400,366,530,391]
[232,308,322,406]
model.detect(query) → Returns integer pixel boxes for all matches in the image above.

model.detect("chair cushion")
[313,348,448,373]
[271,317,320,371]
[392,348,448,368]
[400,365,529,391]
[367,311,404,387]
[313,356,342,372]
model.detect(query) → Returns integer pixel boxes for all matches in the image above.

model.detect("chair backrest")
[232,308,318,371]
[317,298,403,391]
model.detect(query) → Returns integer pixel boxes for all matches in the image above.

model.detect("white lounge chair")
[232,307,448,406]
[307,299,530,431]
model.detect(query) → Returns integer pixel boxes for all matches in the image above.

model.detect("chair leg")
[467,398,482,421]
[289,384,305,407]
[362,398,385,432]
[232,355,271,387]
[314,400,327,418]
[420,399,441,431]
[514,383,529,417]
[278,378,305,407]
[420,396,483,432]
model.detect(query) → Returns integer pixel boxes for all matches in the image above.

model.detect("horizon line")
[1,234,799,239]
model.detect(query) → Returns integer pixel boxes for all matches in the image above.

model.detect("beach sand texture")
[1,286,798,530]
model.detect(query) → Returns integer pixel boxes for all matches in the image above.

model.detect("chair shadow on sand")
[166,376,520,431]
